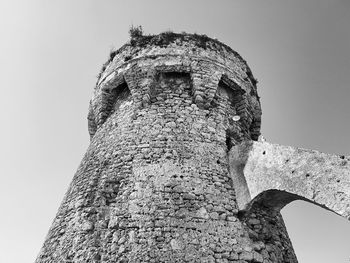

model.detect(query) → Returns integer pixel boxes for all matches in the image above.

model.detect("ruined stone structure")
[36,32,350,263]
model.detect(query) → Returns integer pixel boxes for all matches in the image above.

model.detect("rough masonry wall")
[37,33,297,263]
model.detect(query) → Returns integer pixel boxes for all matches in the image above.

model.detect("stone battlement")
[88,32,261,141]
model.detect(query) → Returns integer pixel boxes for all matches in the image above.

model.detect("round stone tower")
[36,32,297,263]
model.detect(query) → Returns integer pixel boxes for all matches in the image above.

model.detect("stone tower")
[36,32,350,263]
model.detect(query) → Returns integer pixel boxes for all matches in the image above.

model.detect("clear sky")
[1,0,350,262]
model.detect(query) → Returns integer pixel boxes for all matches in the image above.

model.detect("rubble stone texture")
[36,32,349,263]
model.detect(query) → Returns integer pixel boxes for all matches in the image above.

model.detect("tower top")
[98,31,258,88]
[88,31,262,141]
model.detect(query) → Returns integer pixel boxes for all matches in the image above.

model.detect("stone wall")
[36,33,297,263]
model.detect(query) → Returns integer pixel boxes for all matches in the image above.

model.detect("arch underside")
[229,141,350,220]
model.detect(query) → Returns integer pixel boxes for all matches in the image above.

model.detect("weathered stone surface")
[36,32,302,263]
[229,141,350,220]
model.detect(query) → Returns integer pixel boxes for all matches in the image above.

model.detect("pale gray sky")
[1,1,350,262]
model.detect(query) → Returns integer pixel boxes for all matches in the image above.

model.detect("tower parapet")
[88,33,261,142]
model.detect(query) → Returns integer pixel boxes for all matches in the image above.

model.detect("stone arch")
[212,74,257,146]
[98,75,131,127]
[246,189,330,214]
[219,74,247,117]
[229,141,350,221]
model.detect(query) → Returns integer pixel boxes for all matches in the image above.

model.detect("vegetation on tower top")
[98,26,257,87]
